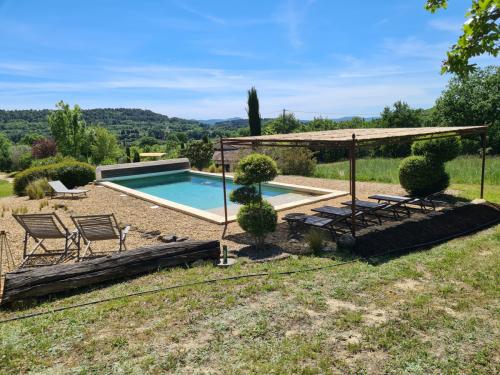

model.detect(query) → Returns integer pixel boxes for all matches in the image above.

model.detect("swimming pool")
[99,170,348,224]
[114,171,301,210]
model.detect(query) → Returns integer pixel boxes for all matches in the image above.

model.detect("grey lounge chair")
[71,214,130,261]
[368,192,446,213]
[284,212,350,240]
[48,180,88,199]
[312,206,371,227]
[13,213,79,267]
[341,199,406,223]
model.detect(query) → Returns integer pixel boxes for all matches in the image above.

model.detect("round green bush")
[234,153,278,185]
[230,186,260,205]
[399,156,449,196]
[411,137,461,163]
[237,200,277,247]
[14,161,95,195]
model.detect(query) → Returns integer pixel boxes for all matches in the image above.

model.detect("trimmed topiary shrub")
[233,153,278,186]
[399,156,449,196]
[229,185,260,205]
[411,137,462,163]
[231,153,279,248]
[237,200,277,248]
[13,161,95,195]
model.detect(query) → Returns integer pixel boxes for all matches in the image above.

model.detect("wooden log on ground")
[1,240,220,305]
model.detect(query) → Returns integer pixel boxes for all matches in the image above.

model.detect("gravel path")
[0,176,407,271]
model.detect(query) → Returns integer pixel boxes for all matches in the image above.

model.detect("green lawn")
[0,180,13,198]
[314,155,500,203]
[1,226,499,373]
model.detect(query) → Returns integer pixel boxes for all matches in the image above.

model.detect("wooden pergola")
[219,125,489,235]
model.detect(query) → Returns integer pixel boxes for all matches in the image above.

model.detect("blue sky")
[0,0,496,119]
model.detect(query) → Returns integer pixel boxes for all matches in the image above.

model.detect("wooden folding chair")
[71,214,130,261]
[13,213,79,267]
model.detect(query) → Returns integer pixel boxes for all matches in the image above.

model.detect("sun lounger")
[71,214,130,261]
[311,205,371,227]
[13,213,79,267]
[368,192,445,213]
[284,212,349,239]
[48,180,88,199]
[341,200,400,223]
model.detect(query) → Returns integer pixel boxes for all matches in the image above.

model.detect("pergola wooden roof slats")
[223,126,487,147]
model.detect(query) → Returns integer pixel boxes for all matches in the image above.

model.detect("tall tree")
[380,101,423,128]
[434,66,499,153]
[48,101,86,158]
[247,87,262,136]
[425,0,499,77]
[90,127,120,164]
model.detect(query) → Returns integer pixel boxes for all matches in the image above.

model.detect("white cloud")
[428,18,462,33]
[0,59,450,118]
[173,1,225,25]
[383,37,451,60]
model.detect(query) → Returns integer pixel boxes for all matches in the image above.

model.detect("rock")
[141,230,161,239]
[288,238,300,243]
[471,198,487,204]
[158,234,177,243]
[176,237,189,242]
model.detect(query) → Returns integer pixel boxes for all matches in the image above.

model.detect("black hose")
[0,216,498,325]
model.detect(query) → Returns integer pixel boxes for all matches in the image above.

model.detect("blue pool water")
[113,171,306,210]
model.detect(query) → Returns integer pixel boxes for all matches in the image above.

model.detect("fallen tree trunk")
[1,240,220,305]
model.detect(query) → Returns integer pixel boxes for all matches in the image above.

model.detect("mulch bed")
[355,203,500,257]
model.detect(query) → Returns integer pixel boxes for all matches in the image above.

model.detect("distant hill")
[0,108,207,143]
[198,117,243,126]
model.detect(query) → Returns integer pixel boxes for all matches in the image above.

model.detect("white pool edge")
[97,171,348,225]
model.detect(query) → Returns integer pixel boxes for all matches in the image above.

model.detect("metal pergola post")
[480,132,487,199]
[350,134,356,237]
[220,137,228,224]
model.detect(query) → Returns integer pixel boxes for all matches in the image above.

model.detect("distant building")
[212,144,244,172]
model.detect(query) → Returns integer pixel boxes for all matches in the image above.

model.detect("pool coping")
[97,170,348,224]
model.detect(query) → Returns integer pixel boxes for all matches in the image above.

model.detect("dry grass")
[0,225,498,374]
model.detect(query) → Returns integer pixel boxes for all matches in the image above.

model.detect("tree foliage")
[31,138,57,159]
[264,113,301,134]
[48,101,87,158]
[0,133,12,171]
[90,127,121,165]
[425,0,499,76]
[380,101,423,128]
[247,87,262,136]
[181,140,214,170]
[434,66,499,153]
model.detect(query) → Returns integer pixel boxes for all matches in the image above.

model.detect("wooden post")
[220,137,228,224]
[480,132,486,199]
[350,134,356,236]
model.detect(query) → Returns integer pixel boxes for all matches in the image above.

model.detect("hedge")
[14,161,95,195]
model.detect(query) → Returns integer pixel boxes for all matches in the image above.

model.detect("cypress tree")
[247,87,261,136]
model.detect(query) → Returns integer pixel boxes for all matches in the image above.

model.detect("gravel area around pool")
[0,175,409,272]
